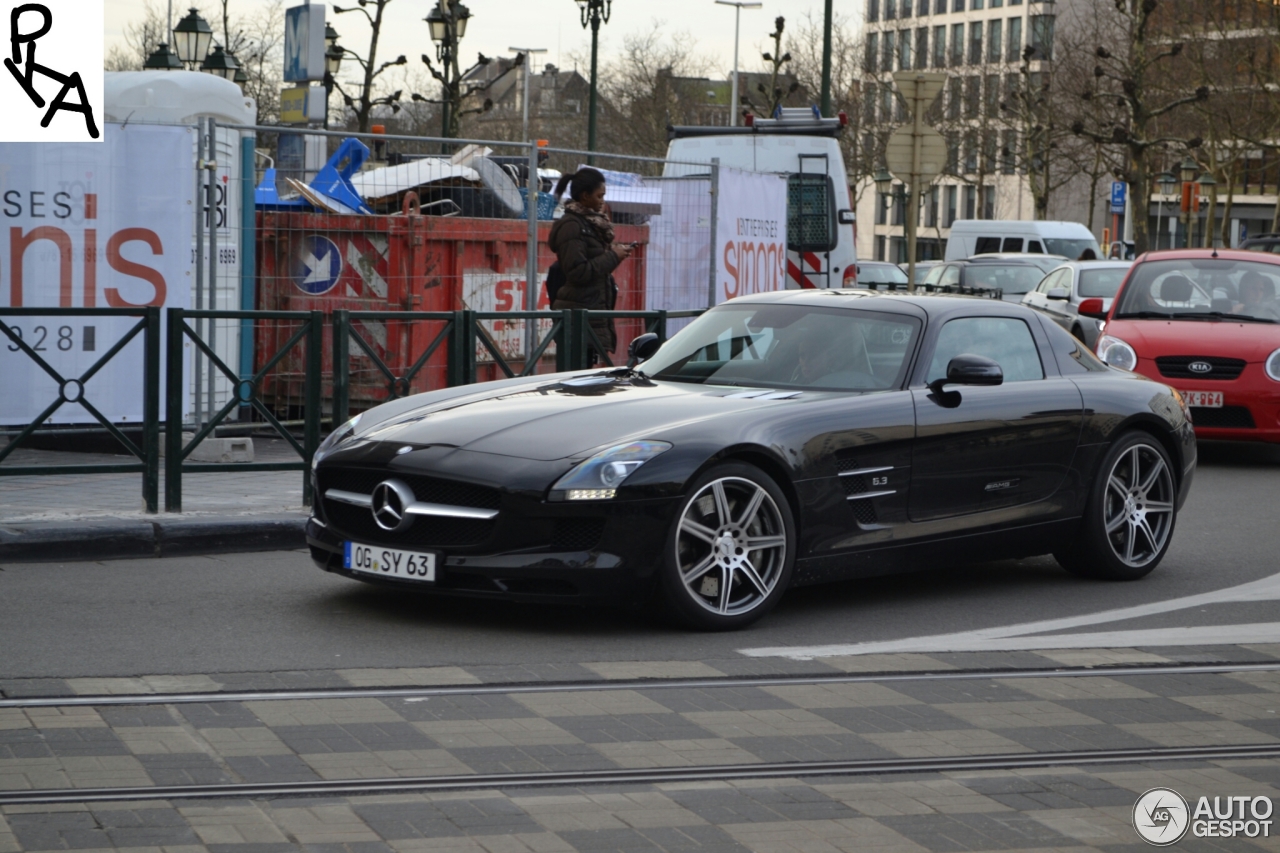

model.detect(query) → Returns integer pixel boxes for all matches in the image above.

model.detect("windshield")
[858,264,909,284]
[643,304,921,392]
[966,264,1045,295]
[1044,238,1101,259]
[1078,268,1128,299]
[1114,258,1280,321]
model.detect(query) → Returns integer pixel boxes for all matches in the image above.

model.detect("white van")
[944,220,1101,261]
[664,108,857,288]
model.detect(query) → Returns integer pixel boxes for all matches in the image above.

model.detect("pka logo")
[0,1,101,141]
[1133,788,1191,846]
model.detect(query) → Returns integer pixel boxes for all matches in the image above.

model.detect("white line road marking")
[741,571,1280,659]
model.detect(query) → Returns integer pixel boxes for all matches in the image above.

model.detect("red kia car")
[1083,249,1280,443]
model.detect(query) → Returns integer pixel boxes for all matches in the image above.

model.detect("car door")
[1039,270,1074,326]
[908,314,1084,522]
[1022,270,1056,311]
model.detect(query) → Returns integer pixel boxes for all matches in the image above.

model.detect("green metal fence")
[10,306,702,514]
[0,307,161,513]
[164,308,322,512]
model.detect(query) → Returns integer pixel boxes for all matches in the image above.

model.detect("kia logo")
[1188,361,1213,374]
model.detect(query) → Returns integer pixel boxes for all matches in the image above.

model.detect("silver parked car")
[1021,260,1133,348]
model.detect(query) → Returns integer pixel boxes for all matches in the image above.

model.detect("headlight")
[1096,334,1137,371]
[549,440,672,501]
[1267,347,1280,382]
[313,413,362,469]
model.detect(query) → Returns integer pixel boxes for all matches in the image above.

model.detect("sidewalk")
[0,438,308,562]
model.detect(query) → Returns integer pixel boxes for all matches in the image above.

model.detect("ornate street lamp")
[427,0,472,142]
[173,8,213,70]
[1179,157,1199,184]
[575,0,612,156]
[200,44,240,81]
[324,34,344,129]
[143,42,183,70]
[873,168,893,197]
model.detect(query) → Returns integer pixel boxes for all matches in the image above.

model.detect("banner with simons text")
[716,167,787,305]
[0,123,194,425]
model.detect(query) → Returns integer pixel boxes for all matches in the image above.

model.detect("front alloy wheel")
[663,463,795,630]
[1056,432,1177,580]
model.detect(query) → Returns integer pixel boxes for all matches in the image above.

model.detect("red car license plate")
[1182,390,1223,408]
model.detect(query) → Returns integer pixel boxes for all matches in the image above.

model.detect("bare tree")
[105,0,170,71]
[332,0,406,133]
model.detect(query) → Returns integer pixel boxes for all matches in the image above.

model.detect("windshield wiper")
[1172,310,1277,324]
[1114,311,1175,319]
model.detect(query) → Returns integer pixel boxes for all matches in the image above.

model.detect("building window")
[950,23,964,65]
[963,131,978,173]
[875,235,886,261]
[886,0,897,19]
[900,29,912,69]
[969,21,983,64]
[927,187,940,227]
[991,0,1003,7]
[971,0,984,9]
[883,30,895,71]
[946,131,960,171]
[866,32,878,72]
[964,76,980,119]
[1010,0,1022,7]
[987,19,1002,63]
[982,133,998,172]
[876,192,887,225]
[862,89,876,125]
[1001,129,1017,174]
[917,28,929,68]
[891,184,905,225]
[935,0,947,13]
[945,185,958,226]
[1007,18,1022,61]
[932,26,946,68]
[883,82,896,122]
[983,185,996,219]
[1031,15,1055,59]
[952,0,964,11]
[985,73,1000,117]
[964,186,976,219]
[946,77,961,119]
[867,0,880,22]
[902,0,913,16]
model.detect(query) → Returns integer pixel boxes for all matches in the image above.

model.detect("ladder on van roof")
[788,152,831,288]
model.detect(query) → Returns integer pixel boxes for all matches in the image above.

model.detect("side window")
[939,265,961,287]
[787,174,836,252]
[924,264,946,285]
[1027,240,1044,253]
[975,236,1001,254]
[1002,237,1024,252]
[1037,270,1063,293]
[1039,317,1107,374]
[926,316,1045,383]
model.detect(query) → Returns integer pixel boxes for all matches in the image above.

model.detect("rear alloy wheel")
[663,463,795,630]
[1056,432,1177,580]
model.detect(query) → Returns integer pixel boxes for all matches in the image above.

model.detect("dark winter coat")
[548,210,620,356]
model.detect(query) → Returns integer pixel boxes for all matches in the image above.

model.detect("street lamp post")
[574,0,611,157]
[427,0,472,146]
[199,45,240,81]
[1196,171,1217,248]
[324,25,343,130]
[172,8,213,70]
[714,1,761,127]
[1156,171,1176,251]
[509,47,548,141]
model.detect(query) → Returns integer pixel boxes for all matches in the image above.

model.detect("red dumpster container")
[256,209,647,415]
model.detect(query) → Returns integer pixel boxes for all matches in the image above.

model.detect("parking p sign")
[1110,181,1127,214]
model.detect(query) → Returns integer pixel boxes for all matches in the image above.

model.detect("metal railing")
[10,307,702,514]
[0,307,161,512]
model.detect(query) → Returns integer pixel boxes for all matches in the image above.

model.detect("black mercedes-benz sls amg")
[307,290,1196,630]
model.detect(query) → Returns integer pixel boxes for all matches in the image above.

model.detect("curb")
[0,514,308,563]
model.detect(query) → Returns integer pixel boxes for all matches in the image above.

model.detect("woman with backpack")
[547,168,633,364]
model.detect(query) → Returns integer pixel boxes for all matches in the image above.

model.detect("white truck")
[664,107,858,288]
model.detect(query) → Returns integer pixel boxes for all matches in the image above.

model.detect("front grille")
[551,518,606,551]
[1191,406,1256,428]
[1156,356,1246,380]
[318,466,500,548]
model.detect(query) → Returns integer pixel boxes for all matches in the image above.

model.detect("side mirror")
[627,333,661,367]
[1046,287,1070,301]
[928,353,1003,395]
[1077,297,1106,318]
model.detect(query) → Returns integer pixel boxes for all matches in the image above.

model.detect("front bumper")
[1138,361,1280,445]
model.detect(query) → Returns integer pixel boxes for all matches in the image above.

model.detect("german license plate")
[344,542,437,582]
[1182,390,1223,408]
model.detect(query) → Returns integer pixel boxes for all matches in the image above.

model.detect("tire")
[661,462,796,630]
[1055,432,1178,580]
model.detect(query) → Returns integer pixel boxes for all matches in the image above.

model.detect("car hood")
[1105,318,1280,361]
[353,374,805,461]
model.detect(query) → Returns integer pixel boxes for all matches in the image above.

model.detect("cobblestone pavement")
[0,440,306,522]
[2,649,1280,851]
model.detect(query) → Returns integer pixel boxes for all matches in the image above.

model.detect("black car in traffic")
[307,291,1196,630]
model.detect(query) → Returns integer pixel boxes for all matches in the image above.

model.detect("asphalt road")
[3,440,1278,680]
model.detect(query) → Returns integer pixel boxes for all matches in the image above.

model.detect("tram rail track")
[2,743,1277,805]
[2,660,1277,709]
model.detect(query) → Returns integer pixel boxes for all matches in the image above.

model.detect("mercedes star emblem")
[371,479,416,532]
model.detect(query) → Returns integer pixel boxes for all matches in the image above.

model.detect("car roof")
[1134,247,1280,265]
[1048,260,1134,272]
[723,287,1039,321]
[961,254,1067,265]
[858,261,899,267]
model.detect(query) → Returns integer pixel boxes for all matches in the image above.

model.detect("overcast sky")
[105,0,847,85]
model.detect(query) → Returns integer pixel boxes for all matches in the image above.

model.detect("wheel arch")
[1105,414,1184,488]
[705,445,804,532]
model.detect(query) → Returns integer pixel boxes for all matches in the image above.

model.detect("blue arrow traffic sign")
[292,235,343,295]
